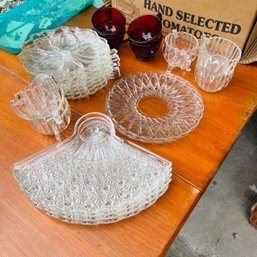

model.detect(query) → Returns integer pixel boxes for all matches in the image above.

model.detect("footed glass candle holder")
[163,30,199,72]
[10,74,71,142]
[195,36,241,92]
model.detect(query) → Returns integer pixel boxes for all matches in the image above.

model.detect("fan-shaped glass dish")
[10,74,71,142]
[19,27,121,99]
[163,30,199,72]
[12,112,172,225]
[106,72,204,143]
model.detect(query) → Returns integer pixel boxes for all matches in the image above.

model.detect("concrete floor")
[165,111,257,257]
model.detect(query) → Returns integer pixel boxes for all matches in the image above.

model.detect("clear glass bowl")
[12,112,172,225]
[19,27,120,99]
[106,72,204,143]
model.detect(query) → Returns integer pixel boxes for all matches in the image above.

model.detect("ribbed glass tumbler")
[194,36,241,93]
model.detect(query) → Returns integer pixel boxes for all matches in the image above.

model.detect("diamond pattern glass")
[12,112,172,225]
[106,72,204,143]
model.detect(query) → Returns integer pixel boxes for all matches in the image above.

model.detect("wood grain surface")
[0,61,200,257]
[69,41,257,191]
[1,6,257,190]
[1,5,257,257]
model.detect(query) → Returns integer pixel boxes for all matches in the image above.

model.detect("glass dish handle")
[72,112,120,160]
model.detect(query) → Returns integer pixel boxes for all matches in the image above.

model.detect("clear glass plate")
[19,27,120,99]
[106,72,204,143]
[12,112,172,225]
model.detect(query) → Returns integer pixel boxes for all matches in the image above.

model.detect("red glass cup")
[129,34,163,61]
[128,13,162,60]
[128,13,162,44]
[91,7,126,50]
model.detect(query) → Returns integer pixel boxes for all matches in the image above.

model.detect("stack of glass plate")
[19,27,121,99]
[12,113,172,225]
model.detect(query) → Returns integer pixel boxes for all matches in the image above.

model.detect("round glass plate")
[106,72,204,143]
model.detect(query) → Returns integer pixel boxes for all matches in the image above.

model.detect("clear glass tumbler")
[163,30,199,72]
[10,74,71,142]
[194,36,241,92]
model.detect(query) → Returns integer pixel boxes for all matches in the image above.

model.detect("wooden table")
[1,6,257,257]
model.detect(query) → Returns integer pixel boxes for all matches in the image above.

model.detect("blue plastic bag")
[0,0,93,54]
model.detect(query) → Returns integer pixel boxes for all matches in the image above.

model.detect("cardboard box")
[112,0,257,63]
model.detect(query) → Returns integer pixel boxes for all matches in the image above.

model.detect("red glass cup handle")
[156,13,162,21]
